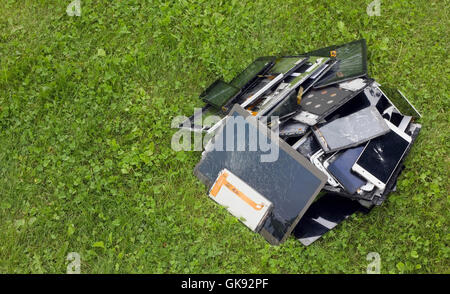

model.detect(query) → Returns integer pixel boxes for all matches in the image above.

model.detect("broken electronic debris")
[294,78,371,126]
[200,80,240,109]
[279,120,309,137]
[229,56,276,90]
[182,39,422,246]
[352,120,412,190]
[209,169,273,232]
[239,56,308,109]
[326,146,366,194]
[303,39,368,88]
[260,57,335,119]
[312,106,390,153]
[293,193,370,246]
[195,105,327,245]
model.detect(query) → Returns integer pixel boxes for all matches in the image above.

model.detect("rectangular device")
[293,193,367,246]
[312,106,390,153]
[194,104,327,245]
[200,80,241,109]
[293,78,371,126]
[327,146,366,194]
[253,57,330,117]
[264,57,334,118]
[209,169,273,232]
[294,132,322,159]
[302,39,368,88]
[229,56,276,90]
[352,120,412,190]
[239,57,308,109]
[364,84,422,118]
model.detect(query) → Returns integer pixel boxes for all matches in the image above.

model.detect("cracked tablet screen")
[312,106,390,153]
[194,105,327,245]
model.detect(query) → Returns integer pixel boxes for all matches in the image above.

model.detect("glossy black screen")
[356,130,410,184]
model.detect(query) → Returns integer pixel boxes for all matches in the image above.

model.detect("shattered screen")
[296,133,322,159]
[194,105,326,244]
[355,129,410,184]
[313,106,390,153]
[305,39,367,87]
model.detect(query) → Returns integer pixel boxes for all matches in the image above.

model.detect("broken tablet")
[194,104,327,245]
[312,106,390,153]
[229,56,276,91]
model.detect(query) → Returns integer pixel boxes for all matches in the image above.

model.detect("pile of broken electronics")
[177,39,422,246]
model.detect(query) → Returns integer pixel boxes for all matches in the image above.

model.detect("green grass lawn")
[0,0,448,273]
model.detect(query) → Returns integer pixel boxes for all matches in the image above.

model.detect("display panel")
[304,39,367,87]
[230,56,275,90]
[327,146,366,194]
[200,80,240,109]
[293,193,367,246]
[354,126,410,185]
[313,106,390,153]
[301,85,354,115]
[194,105,327,245]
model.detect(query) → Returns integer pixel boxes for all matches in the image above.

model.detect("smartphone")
[352,120,412,190]
[326,146,366,194]
[311,150,340,187]
[294,132,322,159]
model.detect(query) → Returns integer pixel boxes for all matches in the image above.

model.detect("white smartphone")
[310,150,340,187]
[352,120,411,190]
